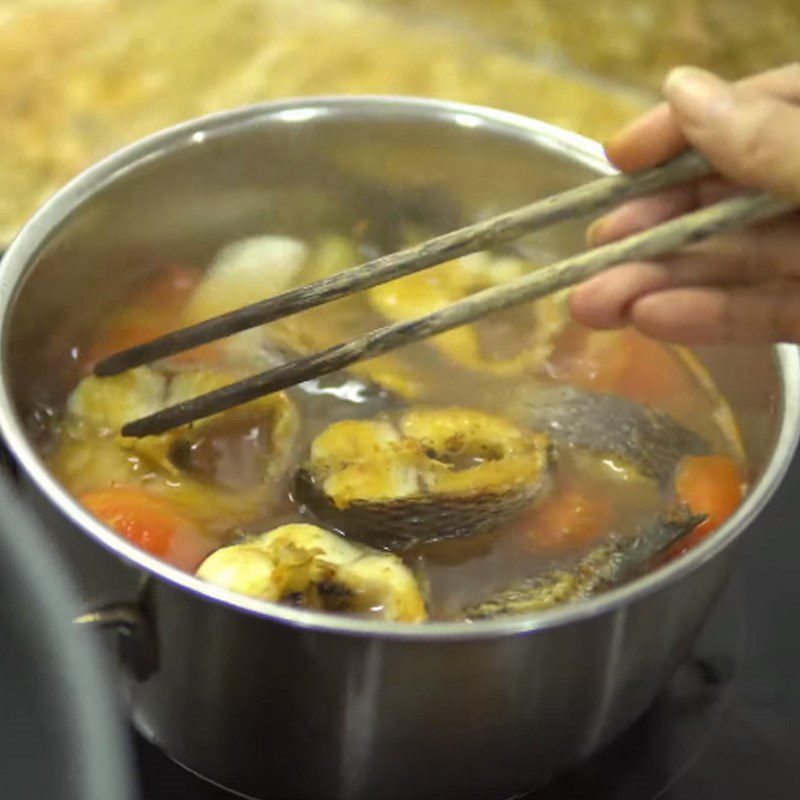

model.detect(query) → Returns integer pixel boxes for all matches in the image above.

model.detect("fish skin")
[516,385,709,484]
[461,507,705,620]
[295,466,551,551]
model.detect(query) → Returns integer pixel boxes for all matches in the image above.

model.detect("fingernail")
[586,217,606,245]
[600,137,624,167]
[663,66,733,121]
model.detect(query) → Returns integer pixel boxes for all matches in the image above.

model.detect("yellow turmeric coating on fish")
[310,408,549,509]
[66,366,298,477]
[299,408,552,550]
[197,523,427,623]
[367,253,569,376]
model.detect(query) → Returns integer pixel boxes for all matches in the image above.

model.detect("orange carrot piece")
[547,327,632,394]
[550,326,691,413]
[139,264,201,312]
[82,264,217,371]
[83,320,162,371]
[80,486,210,570]
[665,455,744,559]
[614,331,691,411]
[522,486,614,552]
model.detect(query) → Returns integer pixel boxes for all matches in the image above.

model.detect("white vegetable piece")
[183,234,309,369]
[185,235,309,324]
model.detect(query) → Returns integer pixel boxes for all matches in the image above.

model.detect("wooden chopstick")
[121,190,792,437]
[95,150,713,378]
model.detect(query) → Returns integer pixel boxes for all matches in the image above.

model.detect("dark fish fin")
[611,508,707,584]
[463,507,707,620]
[517,386,710,484]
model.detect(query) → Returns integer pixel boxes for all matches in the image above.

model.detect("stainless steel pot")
[0,97,797,800]
[0,474,135,800]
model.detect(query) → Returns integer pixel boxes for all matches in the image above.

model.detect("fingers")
[577,64,800,346]
[605,63,800,173]
[662,67,800,201]
[569,263,670,329]
[739,62,800,103]
[571,215,800,330]
[573,279,800,345]
[604,105,682,173]
[627,283,800,345]
[587,177,735,245]
[595,64,800,241]
[570,251,736,330]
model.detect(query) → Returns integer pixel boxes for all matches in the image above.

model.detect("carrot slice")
[80,486,210,570]
[521,486,614,552]
[139,264,201,312]
[82,264,216,371]
[83,319,162,371]
[614,331,692,412]
[547,327,632,394]
[664,455,744,559]
[549,326,691,412]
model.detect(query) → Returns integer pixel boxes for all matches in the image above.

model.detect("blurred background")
[2,0,797,245]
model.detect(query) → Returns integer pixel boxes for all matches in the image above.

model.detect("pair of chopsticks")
[95,150,794,438]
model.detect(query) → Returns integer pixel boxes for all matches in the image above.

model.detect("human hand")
[570,64,800,344]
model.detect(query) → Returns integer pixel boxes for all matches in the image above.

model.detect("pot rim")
[1,94,798,641]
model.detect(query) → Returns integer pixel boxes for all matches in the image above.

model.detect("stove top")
[137,449,800,799]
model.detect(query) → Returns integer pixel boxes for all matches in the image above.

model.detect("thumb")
[664,66,800,202]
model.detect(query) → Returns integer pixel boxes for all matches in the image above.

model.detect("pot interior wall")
[2,104,785,487]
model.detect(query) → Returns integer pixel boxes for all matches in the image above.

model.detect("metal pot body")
[0,475,135,800]
[133,551,732,800]
[0,98,796,800]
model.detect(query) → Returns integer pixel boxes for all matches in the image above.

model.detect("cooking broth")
[33,231,745,622]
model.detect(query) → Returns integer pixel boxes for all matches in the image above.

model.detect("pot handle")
[75,602,157,681]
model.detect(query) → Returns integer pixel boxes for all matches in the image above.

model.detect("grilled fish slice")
[196,523,427,622]
[297,407,553,550]
[67,366,298,479]
[461,507,705,619]
[367,252,570,377]
[516,385,709,484]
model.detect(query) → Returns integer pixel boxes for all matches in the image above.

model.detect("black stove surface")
[137,452,800,800]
